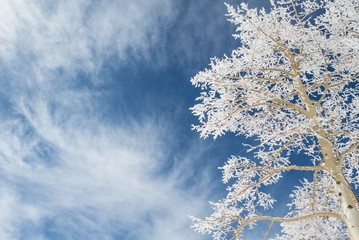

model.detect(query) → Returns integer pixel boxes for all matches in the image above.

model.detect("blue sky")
[0,0,255,239]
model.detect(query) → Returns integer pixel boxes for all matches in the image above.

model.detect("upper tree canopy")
[190,0,359,239]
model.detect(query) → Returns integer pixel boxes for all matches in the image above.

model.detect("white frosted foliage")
[190,0,359,239]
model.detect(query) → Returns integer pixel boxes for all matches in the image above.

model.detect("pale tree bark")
[318,137,359,239]
[299,80,359,238]
[190,0,359,238]
[297,71,359,239]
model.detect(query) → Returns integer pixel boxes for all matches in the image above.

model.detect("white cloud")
[0,0,213,239]
[0,90,211,239]
[0,0,175,74]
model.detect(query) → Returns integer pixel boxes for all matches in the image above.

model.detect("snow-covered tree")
[190,0,359,239]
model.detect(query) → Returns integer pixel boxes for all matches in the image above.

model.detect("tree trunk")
[318,137,359,239]
[334,172,359,239]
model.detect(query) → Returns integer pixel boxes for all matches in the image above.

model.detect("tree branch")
[339,141,359,168]
[232,212,343,239]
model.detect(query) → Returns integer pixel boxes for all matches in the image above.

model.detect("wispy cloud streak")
[0,103,208,239]
[0,0,175,72]
[0,0,213,239]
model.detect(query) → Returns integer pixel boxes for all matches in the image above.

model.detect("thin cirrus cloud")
[0,0,214,239]
[0,0,175,71]
[0,102,208,239]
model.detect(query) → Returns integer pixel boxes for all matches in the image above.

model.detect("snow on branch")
[191,0,359,238]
